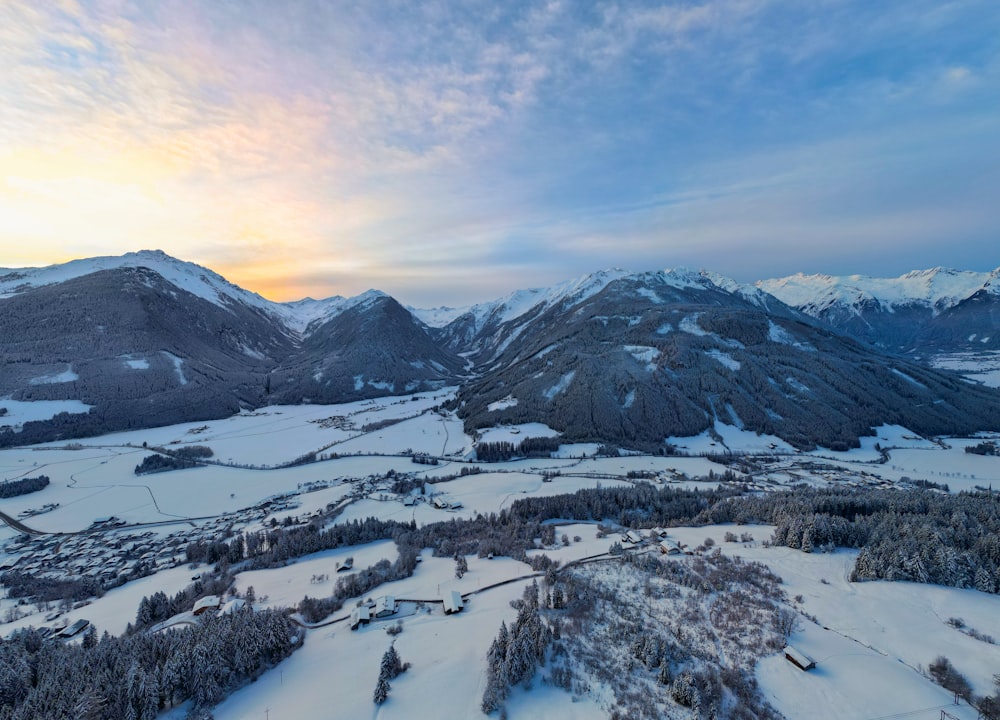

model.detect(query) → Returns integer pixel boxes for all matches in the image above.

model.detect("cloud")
[1,0,998,304]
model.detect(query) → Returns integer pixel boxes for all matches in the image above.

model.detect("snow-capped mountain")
[454,269,998,450]
[2,252,999,449]
[758,267,1000,353]
[0,253,463,446]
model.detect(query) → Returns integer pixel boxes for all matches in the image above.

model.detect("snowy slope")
[0,250,278,315]
[758,267,1000,317]
[414,267,740,334]
[0,250,390,336]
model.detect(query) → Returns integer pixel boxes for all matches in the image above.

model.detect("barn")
[784,645,816,671]
[659,540,682,555]
[443,590,464,615]
[59,619,90,639]
[193,595,222,616]
[350,605,371,630]
[373,595,397,618]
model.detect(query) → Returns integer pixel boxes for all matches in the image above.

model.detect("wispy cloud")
[1,0,998,304]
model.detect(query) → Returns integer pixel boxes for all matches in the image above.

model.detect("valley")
[1,388,998,719]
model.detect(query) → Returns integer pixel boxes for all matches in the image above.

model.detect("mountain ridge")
[2,251,998,449]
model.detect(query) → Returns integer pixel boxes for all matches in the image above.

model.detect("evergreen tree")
[373,676,390,705]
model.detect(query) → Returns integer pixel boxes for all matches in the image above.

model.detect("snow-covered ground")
[932,351,1000,388]
[2,393,999,719]
[0,398,93,429]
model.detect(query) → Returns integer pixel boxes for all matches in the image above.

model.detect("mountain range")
[1,251,997,450]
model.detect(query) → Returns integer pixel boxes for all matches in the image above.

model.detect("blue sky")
[1,0,998,305]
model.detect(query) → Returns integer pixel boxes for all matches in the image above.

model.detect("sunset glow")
[2,1,998,305]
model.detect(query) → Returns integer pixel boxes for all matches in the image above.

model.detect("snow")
[160,351,188,385]
[931,351,1000,388]
[0,394,996,720]
[624,345,660,371]
[668,422,795,455]
[488,395,519,412]
[891,366,928,388]
[477,423,559,445]
[0,249,278,315]
[0,250,390,336]
[543,370,575,400]
[0,398,92,429]
[123,357,150,370]
[28,366,79,384]
[410,266,728,334]
[635,286,662,303]
[758,267,1000,316]
[706,348,740,371]
[679,313,708,336]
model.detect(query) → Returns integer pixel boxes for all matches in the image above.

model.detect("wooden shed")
[350,605,371,630]
[193,595,222,616]
[659,540,682,555]
[373,595,397,618]
[784,645,816,671]
[443,590,464,615]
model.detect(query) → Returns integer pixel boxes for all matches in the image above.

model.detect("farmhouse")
[443,590,464,615]
[624,530,644,544]
[373,595,397,618]
[219,598,246,615]
[432,496,450,509]
[659,540,682,555]
[59,619,90,639]
[784,645,816,671]
[350,605,371,630]
[193,595,222,616]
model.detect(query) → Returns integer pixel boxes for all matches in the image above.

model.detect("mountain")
[0,265,291,445]
[2,252,998,450]
[268,293,464,404]
[453,269,999,451]
[0,252,463,446]
[758,268,1000,355]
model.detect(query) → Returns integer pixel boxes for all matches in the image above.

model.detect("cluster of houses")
[350,595,398,630]
[192,595,247,617]
[16,502,60,518]
[349,590,465,631]
[1,528,182,586]
[619,527,686,555]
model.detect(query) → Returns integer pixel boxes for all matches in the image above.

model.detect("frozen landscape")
[2,388,997,719]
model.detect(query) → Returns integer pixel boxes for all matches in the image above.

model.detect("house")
[219,598,246,615]
[443,590,464,615]
[784,645,816,671]
[373,595,397,618]
[659,540,682,555]
[624,530,643,544]
[432,497,450,509]
[350,605,371,630]
[192,595,222,616]
[337,557,354,572]
[402,495,417,506]
[59,619,90,639]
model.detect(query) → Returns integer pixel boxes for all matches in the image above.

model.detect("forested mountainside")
[2,253,999,449]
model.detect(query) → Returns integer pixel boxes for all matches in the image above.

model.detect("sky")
[1,0,998,307]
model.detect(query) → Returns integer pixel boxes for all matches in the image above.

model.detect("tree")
[373,676,389,705]
[928,656,973,701]
[455,555,468,579]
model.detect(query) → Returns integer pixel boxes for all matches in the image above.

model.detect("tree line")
[0,475,49,499]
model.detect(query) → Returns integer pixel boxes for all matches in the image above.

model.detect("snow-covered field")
[1,391,999,719]
[931,351,1000,388]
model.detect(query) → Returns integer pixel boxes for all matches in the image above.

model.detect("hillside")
[758,267,1000,354]
[2,253,999,449]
